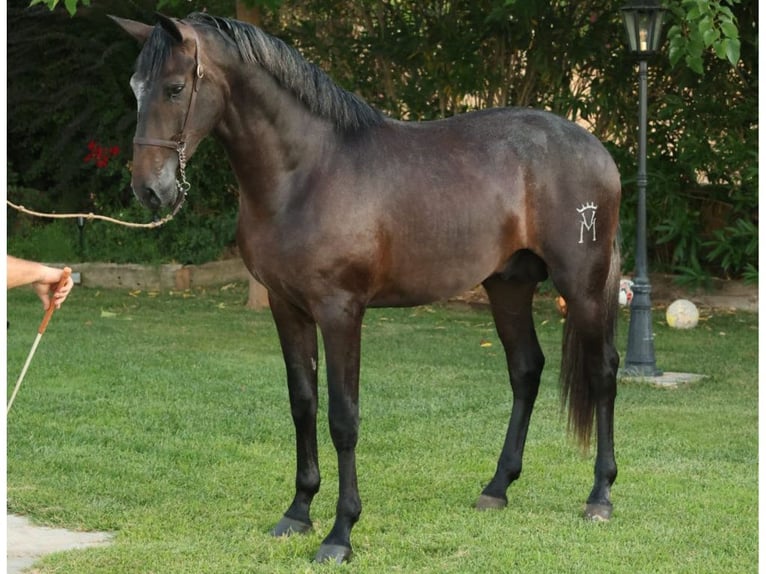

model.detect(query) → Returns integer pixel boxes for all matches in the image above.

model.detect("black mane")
[184,13,384,132]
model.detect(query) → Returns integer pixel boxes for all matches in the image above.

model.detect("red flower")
[84,140,120,169]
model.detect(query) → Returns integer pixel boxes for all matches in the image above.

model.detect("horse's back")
[390,107,613,161]
[365,107,621,272]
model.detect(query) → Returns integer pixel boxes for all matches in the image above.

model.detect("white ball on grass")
[666,299,699,329]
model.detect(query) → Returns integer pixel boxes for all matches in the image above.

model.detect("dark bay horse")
[112,13,622,564]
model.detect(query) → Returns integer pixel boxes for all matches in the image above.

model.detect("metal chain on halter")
[176,140,192,194]
[168,140,191,217]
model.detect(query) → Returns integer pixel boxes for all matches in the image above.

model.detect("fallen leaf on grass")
[480,339,493,348]
[100,310,132,321]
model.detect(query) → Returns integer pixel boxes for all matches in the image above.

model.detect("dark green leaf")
[702,28,719,47]
[669,44,684,67]
[714,39,727,59]
[685,5,700,21]
[697,16,714,34]
[725,38,741,66]
[686,53,704,74]
[720,20,739,39]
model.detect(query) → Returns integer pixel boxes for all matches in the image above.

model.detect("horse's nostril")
[146,187,160,205]
[134,185,162,211]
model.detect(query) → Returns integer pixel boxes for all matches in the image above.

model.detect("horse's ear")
[108,15,153,45]
[155,13,184,44]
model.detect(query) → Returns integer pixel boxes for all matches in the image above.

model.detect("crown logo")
[577,202,598,213]
[577,202,598,244]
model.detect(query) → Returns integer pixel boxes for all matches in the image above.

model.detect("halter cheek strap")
[133,28,205,207]
[132,50,204,150]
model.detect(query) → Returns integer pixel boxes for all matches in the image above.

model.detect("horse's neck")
[215,68,335,205]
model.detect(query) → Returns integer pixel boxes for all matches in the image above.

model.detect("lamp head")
[621,0,667,57]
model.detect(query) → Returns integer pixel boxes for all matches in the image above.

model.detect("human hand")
[32,266,73,310]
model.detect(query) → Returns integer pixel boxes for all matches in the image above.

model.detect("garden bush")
[8,0,757,282]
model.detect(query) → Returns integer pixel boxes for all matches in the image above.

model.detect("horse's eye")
[167,84,185,99]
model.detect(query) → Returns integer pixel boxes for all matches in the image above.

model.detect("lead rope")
[6,200,178,229]
[7,143,190,229]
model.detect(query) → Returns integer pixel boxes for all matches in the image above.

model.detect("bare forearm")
[6,256,57,288]
[7,256,74,309]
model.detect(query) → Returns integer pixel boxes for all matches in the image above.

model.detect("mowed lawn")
[6,283,758,573]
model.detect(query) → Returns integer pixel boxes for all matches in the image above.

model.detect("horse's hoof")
[314,543,352,564]
[584,503,613,522]
[475,494,507,510]
[271,516,312,537]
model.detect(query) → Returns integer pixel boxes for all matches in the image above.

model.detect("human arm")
[7,256,74,309]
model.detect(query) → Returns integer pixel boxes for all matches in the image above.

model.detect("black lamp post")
[621,0,666,377]
[77,216,86,256]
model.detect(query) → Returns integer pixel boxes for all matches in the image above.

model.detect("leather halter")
[133,30,205,210]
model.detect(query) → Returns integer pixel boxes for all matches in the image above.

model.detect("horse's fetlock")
[297,469,320,496]
[339,497,362,524]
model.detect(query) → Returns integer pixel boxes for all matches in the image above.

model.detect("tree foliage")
[11,0,757,281]
[667,0,742,74]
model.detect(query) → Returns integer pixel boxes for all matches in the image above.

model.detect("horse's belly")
[369,253,497,308]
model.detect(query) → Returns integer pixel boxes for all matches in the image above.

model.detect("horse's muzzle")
[131,157,181,211]
[132,183,164,212]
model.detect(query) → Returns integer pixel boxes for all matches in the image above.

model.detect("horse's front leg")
[313,299,365,564]
[269,294,321,537]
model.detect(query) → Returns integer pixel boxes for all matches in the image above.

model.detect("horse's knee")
[290,390,317,421]
[328,408,359,450]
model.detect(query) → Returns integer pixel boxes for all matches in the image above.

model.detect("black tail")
[559,239,620,450]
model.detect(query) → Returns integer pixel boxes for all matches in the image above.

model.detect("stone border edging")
[71,259,251,291]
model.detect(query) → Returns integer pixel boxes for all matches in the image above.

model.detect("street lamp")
[621,0,666,377]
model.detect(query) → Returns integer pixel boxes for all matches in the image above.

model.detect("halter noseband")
[133,29,205,215]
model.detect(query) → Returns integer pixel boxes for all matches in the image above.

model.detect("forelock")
[135,25,174,81]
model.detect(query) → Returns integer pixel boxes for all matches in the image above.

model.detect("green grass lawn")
[6,283,758,573]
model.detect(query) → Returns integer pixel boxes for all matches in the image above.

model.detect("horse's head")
[111,15,221,212]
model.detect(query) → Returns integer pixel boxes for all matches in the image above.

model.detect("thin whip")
[6,199,178,229]
[7,268,72,414]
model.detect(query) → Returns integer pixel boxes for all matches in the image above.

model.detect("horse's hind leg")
[476,274,544,509]
[269,294,321,537]
[553,246,620,520]
[561,295,619,520]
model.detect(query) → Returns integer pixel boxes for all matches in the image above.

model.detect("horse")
[111,13,622,564]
